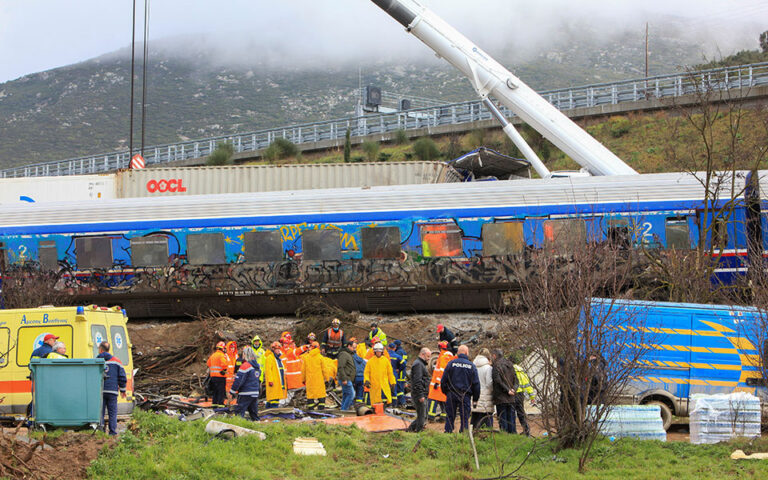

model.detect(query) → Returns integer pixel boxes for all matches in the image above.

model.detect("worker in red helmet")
[437,324,459,355]
[206,341,230,407]
[280,331,309,406]
[427,340,456,421]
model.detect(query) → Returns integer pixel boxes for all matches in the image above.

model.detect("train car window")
[131,236,170,267]
[420,224,463,257]
[712,217,729,250]
[75,236,113,269]
[606,219,631,248]
[38,241,59,271]
[302,229,342,261]
[0,328,9,368]
[482,222,524,256]
[543,218,586,250]
[187,233,226,265]
[361,227,401,259]
[665,217,690,250]
[244,231,284,262]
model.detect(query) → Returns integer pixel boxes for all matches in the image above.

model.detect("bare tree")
[509,236,651,473]
[0,267,68,309]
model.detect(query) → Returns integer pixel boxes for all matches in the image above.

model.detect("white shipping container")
[0,174,115,204]
[115,161,459,198]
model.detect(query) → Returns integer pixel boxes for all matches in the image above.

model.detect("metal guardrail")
[4,62,768,179]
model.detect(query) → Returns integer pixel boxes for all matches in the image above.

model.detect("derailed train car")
[0,171,764,318]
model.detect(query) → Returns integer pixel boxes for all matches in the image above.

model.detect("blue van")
[594,298,766,430]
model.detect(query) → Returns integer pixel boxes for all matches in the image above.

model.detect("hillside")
[0,22,707,168]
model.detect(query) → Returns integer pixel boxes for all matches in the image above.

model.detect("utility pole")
[645,22,649,78]
[140,0,151,157]
[129,0,136,165]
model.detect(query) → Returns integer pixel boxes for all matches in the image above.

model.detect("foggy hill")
[0,22,728,168]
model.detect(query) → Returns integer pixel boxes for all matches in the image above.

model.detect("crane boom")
[371,0,638,177]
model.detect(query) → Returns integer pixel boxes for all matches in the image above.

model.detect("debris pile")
[0,426,113,480]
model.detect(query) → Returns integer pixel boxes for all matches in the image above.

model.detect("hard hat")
[311,341,320,349]
[251,334,262,348]
[438,340,449,350]
[307,332,317,340]
[280,331,291,339]
[437,324,444,333]
[270,341,282,350]
[281,333,293,344]
[216,341,226,350]
[372,336,380,343]
[373,343,384,351]
[348,337,357,344]
[332,318,341,327]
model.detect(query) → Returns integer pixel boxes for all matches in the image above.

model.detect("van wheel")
[646,400,673,431]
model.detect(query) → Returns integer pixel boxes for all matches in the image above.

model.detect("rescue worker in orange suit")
[229,346,261,421]
[428,341,456,421]
[301,341,331,410]
[321,318,345,359]
[363,343,396,405]
[206,341,229,407]
[264,341,287,409]
[280,332,309,405]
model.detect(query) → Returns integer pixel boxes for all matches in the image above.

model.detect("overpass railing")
[3,62,767,178]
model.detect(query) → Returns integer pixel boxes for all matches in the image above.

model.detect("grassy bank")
[89,410,768,480]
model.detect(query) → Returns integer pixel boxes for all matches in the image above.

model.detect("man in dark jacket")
[229,346,261,421]
[441,345,480,433]
[337,341,357,411]
[407,347,431,432]
[96,342,127,435]
[491,349,519,434]
[351,338,366,404]
[437,324,459,354]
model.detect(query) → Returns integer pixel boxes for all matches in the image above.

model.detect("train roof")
[0,171,762,230]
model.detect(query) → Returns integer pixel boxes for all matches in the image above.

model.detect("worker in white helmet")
[363,343,396,405]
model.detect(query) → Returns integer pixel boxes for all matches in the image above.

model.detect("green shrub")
[412,137,440,160]
[206,142,234,166]
[394,129,409,145]
[609,116,632,138]
[350,155,364,163]
[361,141,380,162]
[377,152,392,162]
[264,138,299,162]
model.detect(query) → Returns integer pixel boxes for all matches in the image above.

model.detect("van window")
[17,325,73,367]
[244,231,283,262]
[543,218,586,250]
[131,236,170,267]
[302,230,342,261]
[38,241,59,271]
[91,325,108,358]
[187,233,226,265]
[665,217,690,250]
[76,236,113,269]
[361,227,401,259]
[0,328,9,368]
[420,224,463,257]
[110,325,130,366]
[482,222,524,256]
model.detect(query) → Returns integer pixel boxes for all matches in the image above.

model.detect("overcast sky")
[0,0,765,83]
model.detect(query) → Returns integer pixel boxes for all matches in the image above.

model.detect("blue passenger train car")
[601,298,767,430]
[0,171,764,318]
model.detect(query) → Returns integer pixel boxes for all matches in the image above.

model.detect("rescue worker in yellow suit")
[363,343,396,405]
[264,341,287,409]
[428,341,456,421]
[301,341,332,410]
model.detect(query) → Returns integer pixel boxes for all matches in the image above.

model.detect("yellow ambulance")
[0,305,134,415]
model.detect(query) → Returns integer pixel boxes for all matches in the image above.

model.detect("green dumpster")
[29,358,105,428]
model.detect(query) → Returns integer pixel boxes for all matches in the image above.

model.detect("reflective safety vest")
[207,350,229,378]
[325,328,344,349]
[514,364,534,398]
[368,328,388,346]
[281,343,308,390]
[428,350,456,402]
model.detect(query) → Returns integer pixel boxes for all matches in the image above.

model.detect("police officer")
[440,345,480,433]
